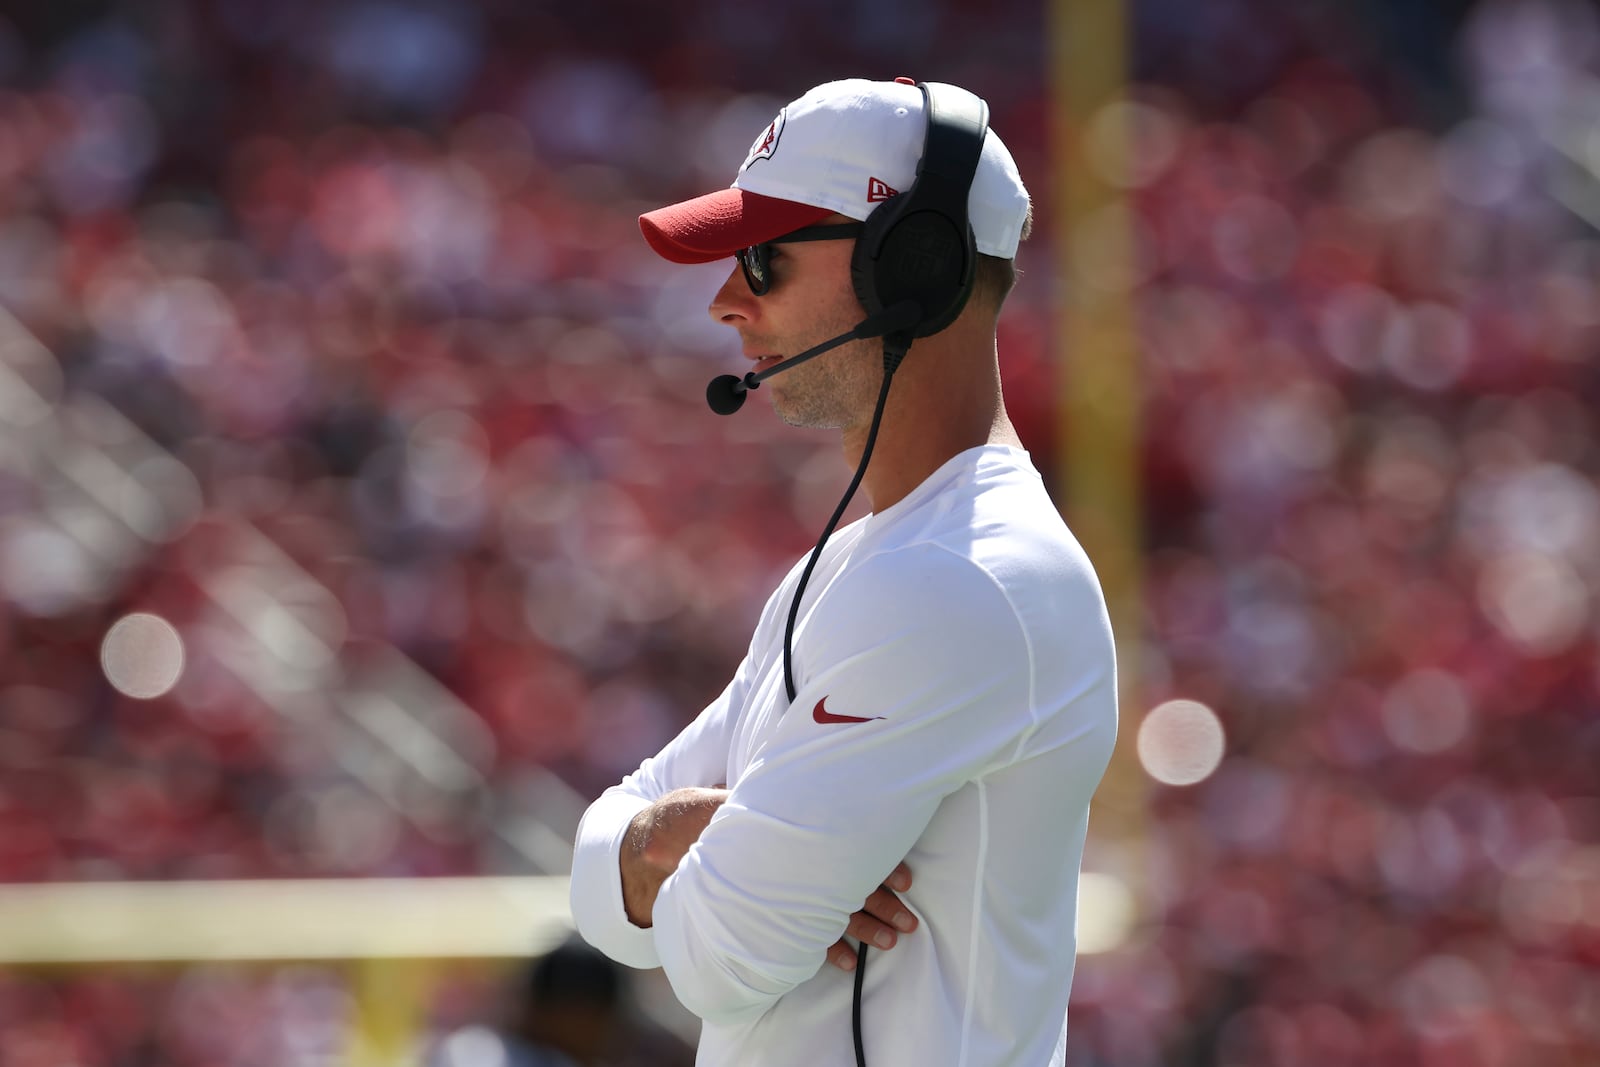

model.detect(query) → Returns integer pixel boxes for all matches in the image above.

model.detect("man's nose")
[708,264,756,325]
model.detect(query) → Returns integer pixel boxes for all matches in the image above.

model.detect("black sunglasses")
[738,223,865,296]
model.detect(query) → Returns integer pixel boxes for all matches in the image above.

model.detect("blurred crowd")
[0,0,1597,1064]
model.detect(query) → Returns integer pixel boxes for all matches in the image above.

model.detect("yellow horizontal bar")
[0,877,573,963]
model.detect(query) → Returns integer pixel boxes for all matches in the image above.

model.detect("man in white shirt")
[569,77,1118,1066]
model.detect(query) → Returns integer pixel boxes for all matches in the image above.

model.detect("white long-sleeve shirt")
[570,445,1118,1066]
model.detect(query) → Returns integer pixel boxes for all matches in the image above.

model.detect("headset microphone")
[705,301,921,416]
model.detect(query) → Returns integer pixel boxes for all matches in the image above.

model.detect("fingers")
[845,908,899,952]
[848,886,918,942]
[827,900,916,970]
[860,885,917,932]
[827,939,860,971]
[834,889,918,969]
[826,864,918,971]
[888,862,912,893]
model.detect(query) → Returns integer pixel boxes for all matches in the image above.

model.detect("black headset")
[848,80,989,340]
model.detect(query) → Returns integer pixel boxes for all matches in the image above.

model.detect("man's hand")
[827,861,917,971]
[621,786,729,928]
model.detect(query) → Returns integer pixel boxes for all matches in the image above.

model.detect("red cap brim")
[639,188,835,264]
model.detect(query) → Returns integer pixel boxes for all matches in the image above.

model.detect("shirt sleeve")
[649,544,1041,1024]
[568,553,814,969]
[569,663,745,969]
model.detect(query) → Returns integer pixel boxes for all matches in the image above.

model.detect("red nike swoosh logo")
[813,698,883,725]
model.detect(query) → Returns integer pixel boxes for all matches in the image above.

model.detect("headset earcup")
[852,207,975,338]
[883,210,974,337]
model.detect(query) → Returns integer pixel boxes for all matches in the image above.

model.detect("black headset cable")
[779,335,910,1067]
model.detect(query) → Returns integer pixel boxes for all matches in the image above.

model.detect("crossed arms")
[569,544,1033,1023]
[620,785,917,974]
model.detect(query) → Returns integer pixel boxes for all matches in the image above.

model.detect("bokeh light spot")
[1076,871,1137,955]
[1085,97,1184,189]
[1138,699,1226,786]
[1478,552,1589,656]
[1380,668,1473,755]
[100,613,185,700]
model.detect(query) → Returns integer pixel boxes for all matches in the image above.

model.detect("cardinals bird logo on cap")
[742,110,786,171]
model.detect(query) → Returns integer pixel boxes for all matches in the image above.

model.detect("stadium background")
[1,0,1598,1063]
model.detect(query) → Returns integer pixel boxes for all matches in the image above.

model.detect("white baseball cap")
[640,77,1031,264]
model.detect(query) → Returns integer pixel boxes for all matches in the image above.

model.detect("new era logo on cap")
[867,177,899,203]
